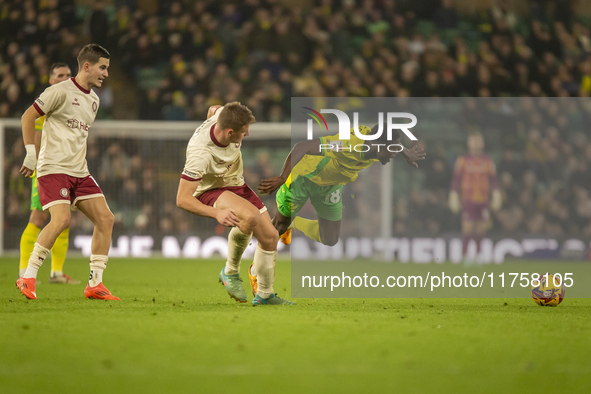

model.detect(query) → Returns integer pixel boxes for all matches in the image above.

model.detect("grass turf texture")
[1,257,590,394]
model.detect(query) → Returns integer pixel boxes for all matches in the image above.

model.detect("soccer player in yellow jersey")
[18,62,80,284]
[258,124,426,246]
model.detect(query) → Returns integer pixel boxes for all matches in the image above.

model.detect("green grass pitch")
[1,256,590,393]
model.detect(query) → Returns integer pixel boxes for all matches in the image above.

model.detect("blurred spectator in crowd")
[3,0,591,244]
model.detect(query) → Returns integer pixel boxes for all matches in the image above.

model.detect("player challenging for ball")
[17,44,119,300]
[176,102,294,306]
[448,131,502,266]
[257,123,426,247]
[18,62,80,285]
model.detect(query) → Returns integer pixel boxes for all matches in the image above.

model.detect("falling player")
[176,102,293,305]
[17,44,119,300]
[18,62,80,284]
[448,131,502,265]
[257,123,426,247]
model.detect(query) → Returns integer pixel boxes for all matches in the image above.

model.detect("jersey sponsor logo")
[35,98,45,106]
[66,119,90,131]
[216,160,226,164]
[331,140,344,152]
[60,188,69,198]
[183,170,197,177]
[92,102,97,112]
[72,98,80,106]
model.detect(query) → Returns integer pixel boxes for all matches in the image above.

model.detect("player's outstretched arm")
[258,139,321,194]
[400,144,426,168]
[20,105,41,177]
[176,178,240,226]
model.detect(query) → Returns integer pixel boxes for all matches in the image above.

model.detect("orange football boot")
[16,277,37,299]
[84,283,120,300]
[280,228,292,245]
[248,264,258,296]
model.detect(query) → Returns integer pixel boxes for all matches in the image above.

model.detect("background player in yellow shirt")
[18,62,80,284]
[258,124,426,246]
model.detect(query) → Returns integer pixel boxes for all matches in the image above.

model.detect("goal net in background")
[1,119,291,257]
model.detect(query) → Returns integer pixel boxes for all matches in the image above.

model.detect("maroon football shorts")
[197,184,266,212]
[461,201,490,221]
[37,173,104,210]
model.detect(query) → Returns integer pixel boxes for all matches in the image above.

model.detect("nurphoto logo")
[303,108,418,153]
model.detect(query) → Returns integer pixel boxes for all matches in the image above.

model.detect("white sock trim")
[89,254,108,286]
[23,243,50,279]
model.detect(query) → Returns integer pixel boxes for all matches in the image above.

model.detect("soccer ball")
[531,274,565,307]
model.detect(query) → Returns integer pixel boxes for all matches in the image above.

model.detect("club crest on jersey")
[72,98,80,106]
[92,102,97,112]
[60,188,68,198]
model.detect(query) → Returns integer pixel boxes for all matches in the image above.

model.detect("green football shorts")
[276,176,343,221]
[30,173,43,211]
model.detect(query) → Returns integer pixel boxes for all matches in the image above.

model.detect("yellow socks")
[50,228,69,274]
[292,216,322,243]
[19,223,41,274]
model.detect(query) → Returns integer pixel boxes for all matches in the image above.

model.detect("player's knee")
[29,212,47,228]
[240,210,259,230]
[51,215,71,232]
[259,231,279,250]
[96,211,115,230]
[268,230,279,247]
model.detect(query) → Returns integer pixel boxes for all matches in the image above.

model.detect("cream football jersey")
[182,107,245,197]
[33,77,99,178]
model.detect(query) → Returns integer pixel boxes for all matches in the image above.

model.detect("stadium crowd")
[1,0,589,119]
[2,0,591,244]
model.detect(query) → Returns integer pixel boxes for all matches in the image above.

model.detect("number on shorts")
[326,189,341,204]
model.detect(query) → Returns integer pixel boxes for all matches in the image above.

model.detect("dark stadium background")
[2,0,591,260]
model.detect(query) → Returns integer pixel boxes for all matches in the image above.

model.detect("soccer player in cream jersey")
[18,62,79,284]
[177,102,293,305]
[17,44,119,300]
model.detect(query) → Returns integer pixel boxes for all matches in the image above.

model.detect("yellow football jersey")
[35,115,45,132]
[289,125,379,187]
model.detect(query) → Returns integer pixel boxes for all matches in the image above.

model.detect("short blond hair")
[218,102,256,132]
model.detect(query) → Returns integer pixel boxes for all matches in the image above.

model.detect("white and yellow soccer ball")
[531,274,565,307]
